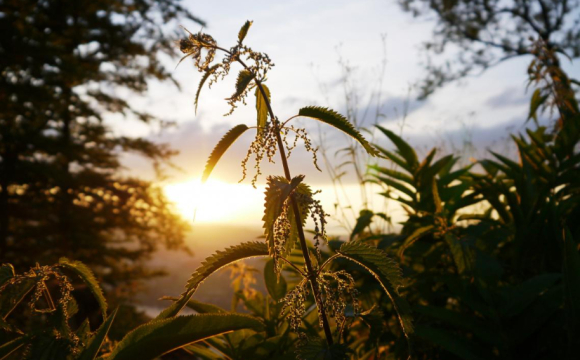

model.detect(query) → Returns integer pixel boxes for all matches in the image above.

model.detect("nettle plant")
[0,21,413,360]
[167,21,413,353]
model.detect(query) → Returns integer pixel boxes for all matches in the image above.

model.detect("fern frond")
[58,258,107,319]
[202,124,249,183]
[195,64,221,114]
[107,313,264,360]
[298,106,379,156]
[337,242,413,340]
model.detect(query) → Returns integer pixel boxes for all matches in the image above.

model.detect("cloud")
[485,87,530,108]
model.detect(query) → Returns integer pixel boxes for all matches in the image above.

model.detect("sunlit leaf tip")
[58,257,107,319]
[298,106,379,156]
[238,20,253,43]
[255,84,271,132]
[202,124,249,183]
[337,242,413,339]
[227,70,253,101]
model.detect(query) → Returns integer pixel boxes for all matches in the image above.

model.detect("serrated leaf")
[185,299,227,314]
[0,277,35,319]
[337,242,413,340]
[298,106,379,156]
[376,125,418,170]
[0,264,14,288]
[78,308,117,360]
[262,176,311,259]
[264,259,287,301]
[107,313,265,360]
[157,242,269,319]
[202,124,249,183]
[255,84,270,133]
[195,64,220,114]
[59,258,107,319]
[227,70,253,100]
[238,20,253,43]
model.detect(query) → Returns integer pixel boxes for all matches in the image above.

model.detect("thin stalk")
[224,51,334,346]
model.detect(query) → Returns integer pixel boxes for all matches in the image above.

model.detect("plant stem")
[232,56,335,346]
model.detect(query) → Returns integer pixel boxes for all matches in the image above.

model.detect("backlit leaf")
[238,20,253,43]
[107,314,264,360]
[202,124,249,183]
[227,70,253,101]
[337,242,413,340]
[255,84,270,133]
[298,106,379,156]
[157,242,269,319]
[78,308,117,360]
[195,64,220,114]
[59,258,107,319]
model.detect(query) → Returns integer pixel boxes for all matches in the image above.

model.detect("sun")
[163,178,265,224]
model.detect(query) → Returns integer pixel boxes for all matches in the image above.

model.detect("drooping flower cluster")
[179,27,274,116]
[317,271,360,336]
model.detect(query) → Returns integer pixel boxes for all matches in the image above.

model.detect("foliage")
[352,65,580,358]
[399,0,580,98]
[0,261,264,360]
[0,0,195,295]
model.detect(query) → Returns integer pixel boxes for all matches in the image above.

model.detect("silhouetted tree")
[0,0,201,293]
[399,0,580,101]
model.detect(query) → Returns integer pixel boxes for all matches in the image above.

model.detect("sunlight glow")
[164,178,264,224]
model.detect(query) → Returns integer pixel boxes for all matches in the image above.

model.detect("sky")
[107,0,579,232]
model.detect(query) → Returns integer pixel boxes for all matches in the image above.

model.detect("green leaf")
[202,124,249,183]
[228,70,253,100]
[255,84,270,133]
[107,314,265,360]
[350,209,374,241]
[563,228,580,354]
[0,335,28,359]
[369,165,413,185]
[78,308,117,360]
[373,144,412,173]
[528,88,548,121]
[376,125,418,170]
[238,20,253,43]
[398,225,434,258]
[337,242,413,340]
[59,258,107,319]
[195,64,220,114]
[0,277,35,319]
[185,299,227,314]
[298,106,379,156]
[264,259,287,301]
[156,242,269,319]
